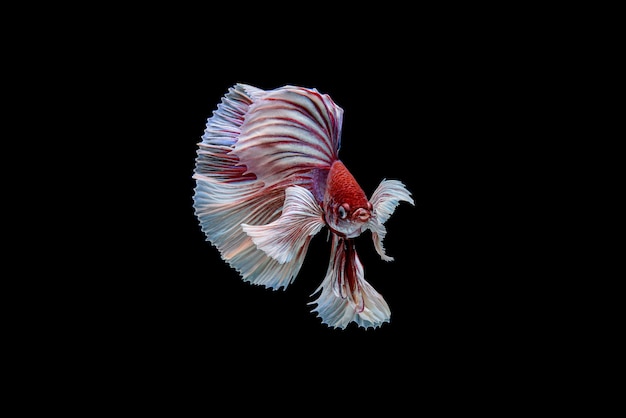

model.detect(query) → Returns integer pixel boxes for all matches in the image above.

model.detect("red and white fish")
[192,84,413,329]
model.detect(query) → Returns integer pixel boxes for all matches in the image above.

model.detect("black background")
[111,51,527,359]
[46,10,555,396]
[9,5,588,411]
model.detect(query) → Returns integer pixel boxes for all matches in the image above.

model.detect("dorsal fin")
[233,85,343,187]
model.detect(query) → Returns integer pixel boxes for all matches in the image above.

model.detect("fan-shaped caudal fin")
[309,235,391,329]
[366,179,415,261]
[194,83,262,183]
[193,84,321,291]
[193,178,307,290]
[233,85,344,188]
[242,186,325,264]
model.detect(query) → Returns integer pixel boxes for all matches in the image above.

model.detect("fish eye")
[338,204,348,219]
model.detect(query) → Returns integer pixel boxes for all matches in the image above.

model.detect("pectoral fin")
[242,185,325,264]
[366,179,414,261]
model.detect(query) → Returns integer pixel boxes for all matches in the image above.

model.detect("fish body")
[193,84,414,329]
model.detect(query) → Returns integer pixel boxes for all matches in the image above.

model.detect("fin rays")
[366,179,415,261]
[242,186,325,264]
[233,85,343,187]
[309,235,391,329]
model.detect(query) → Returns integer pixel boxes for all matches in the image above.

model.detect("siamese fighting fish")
[192,84,414,329]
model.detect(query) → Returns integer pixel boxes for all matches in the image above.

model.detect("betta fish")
[192,84,414,329]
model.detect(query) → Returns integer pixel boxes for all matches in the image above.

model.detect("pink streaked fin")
[366,179,415,261]
[193,177,305,289]
[242,186,325,264]
[233,85,343,188]
[195,84,262,183]
[192,84,330,290]
[309,235,391,329]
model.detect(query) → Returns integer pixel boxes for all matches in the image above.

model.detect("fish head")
[325,200,373,238]
[323,161,372,238]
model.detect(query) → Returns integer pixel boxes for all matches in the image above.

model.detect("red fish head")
[323,161,372,238]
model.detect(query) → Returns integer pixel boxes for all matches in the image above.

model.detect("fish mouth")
[352,208,371,222]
